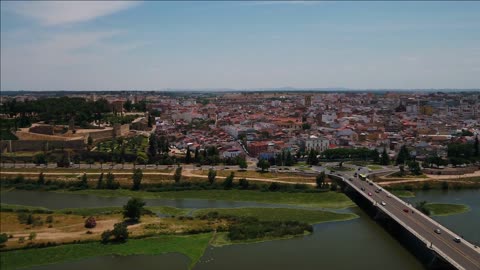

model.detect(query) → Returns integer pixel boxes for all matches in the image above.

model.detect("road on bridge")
[334,171,480,270]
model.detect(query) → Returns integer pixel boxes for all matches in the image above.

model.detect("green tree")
[123,100,133,112]
[28,232,36,241]
[399,165,405,176]
[185,147,192,164]
[257,159,270,172]
[371,149,380,163]
[194,147,199,162]
[80,173,88,189]
[148,134,158,160]
[285,150,294,166]
[316,172,326,188]
[408,161,422,175]
[33,153,46,165]
[132,168,143,190]
[106,172,119,189]
[380,148,389,165]
[223,172,234,190]
[238,156,248,170]
[123,198,146,222]
[208,168,216,185]
[37,172,45,185]
[0,233,8,246]
[238,178,249,189]
[174,167,182,183]
[475,136,479,157]
[87,136,93,147]
[307,149,319,165]
[396,145,410,165]
[101,222,129,243]
[96,172,104,189]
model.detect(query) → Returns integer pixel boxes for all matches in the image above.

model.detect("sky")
[1,1,480,91]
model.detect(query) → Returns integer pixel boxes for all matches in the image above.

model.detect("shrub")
[84,216,97,228]
[101,222,128,244]
[46,215,54,223]
[0,233,8,245]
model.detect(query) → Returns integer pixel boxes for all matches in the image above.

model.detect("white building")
[321,112,337,123]
[305,135,329,153]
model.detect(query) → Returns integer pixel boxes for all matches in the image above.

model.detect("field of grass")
[193,207,357,224]
[367,165,383,170]
[0,203,188,217]
[147,206,190,216]
[210,231,308,247]
[426,203,469,216]
[66,189,354,209]
[0,233,212,270]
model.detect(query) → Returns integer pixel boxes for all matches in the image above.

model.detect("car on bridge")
[403,209,409,213]
[454,237,461,243]
[434,229,441,234]
[381,201,386,206]
[368,192,372,196]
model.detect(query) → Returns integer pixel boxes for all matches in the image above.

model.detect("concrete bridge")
[330,172,480,270]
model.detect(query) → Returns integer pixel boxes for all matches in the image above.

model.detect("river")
[1,189,478,270]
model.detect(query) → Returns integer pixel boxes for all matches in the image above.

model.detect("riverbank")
[0,233,212,270]
[61,189,355,209]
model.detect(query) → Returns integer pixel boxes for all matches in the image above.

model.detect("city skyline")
[1,1,480,91]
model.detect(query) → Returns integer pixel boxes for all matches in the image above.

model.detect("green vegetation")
[146,206,190,216]
[0,233,212,270]
[95,136,148,163]
[66,189,355,208]
[0,203,187,217]
[367,165,383,170]
[1,97,111,128]
[426,203,469,216]
[194,208,357,224]
[197,212,313,243]
[123,198,146,222]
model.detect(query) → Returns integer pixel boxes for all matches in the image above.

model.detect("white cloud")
[5,1,140,26]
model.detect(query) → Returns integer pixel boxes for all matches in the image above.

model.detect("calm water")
[2,189,478,270]
[405,189,480,244]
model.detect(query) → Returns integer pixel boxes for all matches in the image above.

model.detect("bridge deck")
[333,173,480,270]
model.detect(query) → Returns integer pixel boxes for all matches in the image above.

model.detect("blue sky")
[1,1,479,90]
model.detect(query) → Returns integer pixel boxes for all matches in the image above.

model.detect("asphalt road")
[336,172,480,270]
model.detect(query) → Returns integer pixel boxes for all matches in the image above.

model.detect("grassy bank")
[0,203,189,217]
[64,189,354,209]
[426,203,470,216]
[193,207,357,224]
[0,233,212,270]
